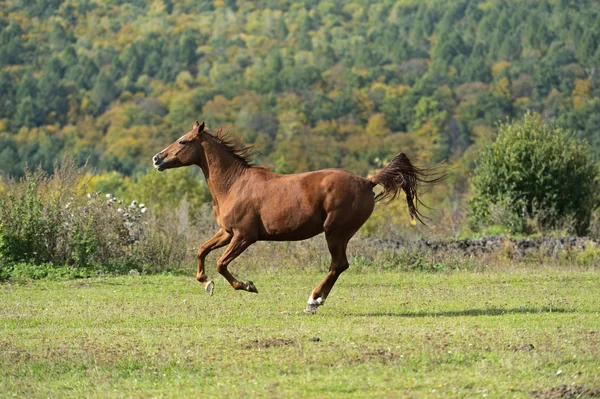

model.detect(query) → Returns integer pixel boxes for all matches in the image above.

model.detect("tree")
[177,33,198,68]
[14,97,39,129]
[91,73,117,112]
[37,57,68,122]
[274,18,288,40]
[470,113,599,235]
[0,70,16,118]
[70,56,99,91]
[0,22,24,66]
[365,113,391,137]
[0,137,21,177]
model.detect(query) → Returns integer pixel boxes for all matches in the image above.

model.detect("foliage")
[6,262,94,280]
[120,167,212,212]
[1,0,600,182]
[470,113,599,235]
[0,161,191,275]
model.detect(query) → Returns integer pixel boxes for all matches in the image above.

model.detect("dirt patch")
[353,348,400,363]
[0,340,32,362]
[244,338,295,349]
[507,343,535,351]
[530,385,600,398]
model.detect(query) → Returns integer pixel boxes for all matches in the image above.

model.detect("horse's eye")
[179,140,188,145]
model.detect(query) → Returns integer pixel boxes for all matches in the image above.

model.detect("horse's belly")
[259,226,324,241]
[259,204,324,241]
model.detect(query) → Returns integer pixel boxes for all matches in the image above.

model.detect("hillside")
[1,0,599,184]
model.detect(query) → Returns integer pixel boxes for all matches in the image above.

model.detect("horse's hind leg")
[305,233,350,314]
[197,228,232,295]
[215,234,258,293]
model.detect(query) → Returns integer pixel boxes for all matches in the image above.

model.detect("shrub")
[120,167,212,212]
[8,262,93,280]
[0,159,214,280]
[470,113,599,235]
[0,160,152,271]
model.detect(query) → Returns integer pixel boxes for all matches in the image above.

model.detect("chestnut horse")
[153,121,443,313]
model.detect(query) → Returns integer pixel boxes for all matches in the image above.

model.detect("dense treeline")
[1,0,600,186]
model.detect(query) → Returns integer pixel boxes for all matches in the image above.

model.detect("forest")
[1,0,600,218]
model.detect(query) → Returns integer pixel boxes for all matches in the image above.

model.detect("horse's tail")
[368,153,446,224]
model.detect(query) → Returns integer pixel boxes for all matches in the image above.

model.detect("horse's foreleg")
[215,235,258,293]
[305,235,349,314]
[197,228,232,295]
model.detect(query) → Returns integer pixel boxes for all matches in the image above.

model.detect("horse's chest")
[214,201,255,230]
[212,202,227,228]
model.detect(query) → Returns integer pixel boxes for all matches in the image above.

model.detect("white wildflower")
[139,203,145,208]
[131,200,138,206]
[106,193,112,199]
[117,208,124,214]
[140,208,147,214]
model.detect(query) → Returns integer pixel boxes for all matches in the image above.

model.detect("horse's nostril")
[153,155,159,163]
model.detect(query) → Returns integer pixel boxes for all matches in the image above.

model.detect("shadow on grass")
[350,307,574,318]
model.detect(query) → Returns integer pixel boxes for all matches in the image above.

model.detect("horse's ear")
[193,120,205,132]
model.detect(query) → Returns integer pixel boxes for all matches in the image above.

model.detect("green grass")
[1,267,599,398]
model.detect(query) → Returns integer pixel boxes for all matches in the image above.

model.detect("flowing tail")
[368,153,446,224]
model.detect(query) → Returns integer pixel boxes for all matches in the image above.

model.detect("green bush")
[121,167,212,213]
[470,113,599,235]
[0,160,192,277]
[8,263,94,280]
[0,175,49,264]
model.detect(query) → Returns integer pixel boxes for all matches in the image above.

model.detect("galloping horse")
[153,121,443,313]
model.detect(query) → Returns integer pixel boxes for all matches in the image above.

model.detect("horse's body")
[153,121,441,313]
[215,167,374,242]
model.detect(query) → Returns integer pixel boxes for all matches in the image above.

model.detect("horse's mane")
[205,125,257,168]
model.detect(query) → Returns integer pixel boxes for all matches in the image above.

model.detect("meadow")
[1,261,599,398]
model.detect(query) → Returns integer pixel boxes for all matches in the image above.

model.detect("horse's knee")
[333,261,349,274]
[197,245,210,260]
[216,261,228,274]
[339,263,349,273]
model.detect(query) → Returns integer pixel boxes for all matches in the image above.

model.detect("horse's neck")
[198,140,246,201]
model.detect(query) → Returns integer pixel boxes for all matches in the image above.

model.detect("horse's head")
[153,120,206,171]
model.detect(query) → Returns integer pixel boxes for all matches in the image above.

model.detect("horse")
[153,121,444,313]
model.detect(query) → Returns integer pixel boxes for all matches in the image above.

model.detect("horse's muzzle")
[153,153,165,171]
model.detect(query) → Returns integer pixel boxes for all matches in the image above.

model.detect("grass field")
[1,267,599,398]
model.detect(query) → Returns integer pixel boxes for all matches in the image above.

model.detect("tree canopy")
[0,0,599,188]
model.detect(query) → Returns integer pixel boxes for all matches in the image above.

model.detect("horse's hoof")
[304,304,319,314]
[205,280,214,296]
[247,281,258,294]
